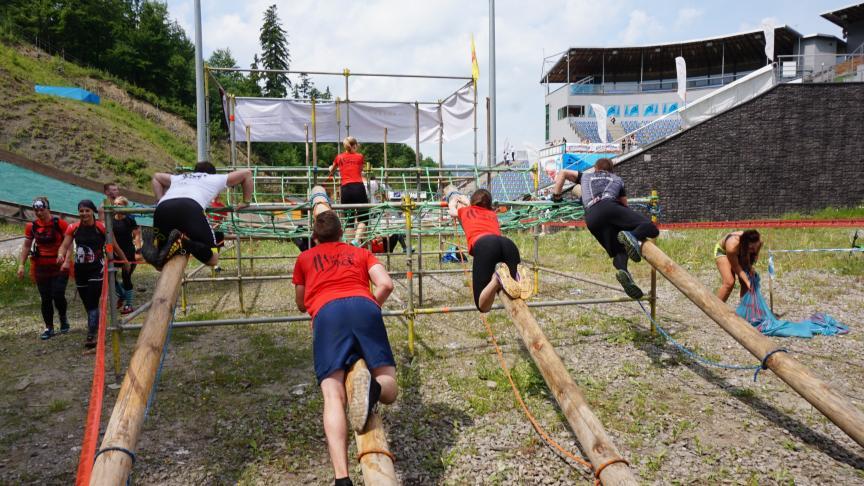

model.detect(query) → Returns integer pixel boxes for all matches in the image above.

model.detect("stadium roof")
[821,3,864,29]
[542,26,801,83]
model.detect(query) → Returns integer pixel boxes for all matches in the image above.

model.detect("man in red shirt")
[292,210,397,486]
[17,197,70,339]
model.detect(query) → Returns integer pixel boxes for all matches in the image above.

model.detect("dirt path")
[1,234,863,485]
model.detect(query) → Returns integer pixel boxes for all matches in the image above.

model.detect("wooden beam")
[90,255,189,485]
[498,294,637,485]
[345,360,397,486]
[641,240,864,447]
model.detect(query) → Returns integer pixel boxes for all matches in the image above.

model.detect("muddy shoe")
[347,364,381,433]
[40,328,55,340]
[154,229,185,270]
[494,263,521,299]
[140,227,162,268]
[617,231,642,263]
[516,263,534,300]
[616,269,644,299]
[84,333,97,349]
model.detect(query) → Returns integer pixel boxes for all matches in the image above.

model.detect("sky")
[165,0,847,165]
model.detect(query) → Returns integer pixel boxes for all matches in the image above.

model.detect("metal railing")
[776,50,864,83]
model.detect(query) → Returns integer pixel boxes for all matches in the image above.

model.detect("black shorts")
[340,182,369,226]
[584,199,657,258]
[470,235,520,309]
[154,198,217,264]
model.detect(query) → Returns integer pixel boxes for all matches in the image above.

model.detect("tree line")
[1,1,434,168]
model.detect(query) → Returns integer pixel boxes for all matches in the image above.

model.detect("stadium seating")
[490,162,553,201]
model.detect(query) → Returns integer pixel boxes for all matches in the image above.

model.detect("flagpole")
[489,0,497,167]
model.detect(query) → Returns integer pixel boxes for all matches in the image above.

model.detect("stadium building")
[535,3,864,222]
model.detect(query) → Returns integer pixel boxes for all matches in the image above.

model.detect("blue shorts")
[312,296,396,384]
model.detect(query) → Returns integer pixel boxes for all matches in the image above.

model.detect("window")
[624,104,639,117]
[557,105,585,119]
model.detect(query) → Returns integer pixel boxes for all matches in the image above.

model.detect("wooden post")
[344,359,397,486]
[641,241,864,447]
[649,189,659,333]
[498,293,637,485]
[90,255,190,485]
[235,235,245,313]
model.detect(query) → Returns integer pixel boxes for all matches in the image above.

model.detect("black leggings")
[35,271,68,329]
[154,198,217,264]
[471,235,520,309]
[75,264,103,334]
[341,182,369,226]
[383,234,407,252]
[585,199,659,271]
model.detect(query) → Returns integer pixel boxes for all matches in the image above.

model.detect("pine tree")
[249,53,262,89]
[258,4,291,97]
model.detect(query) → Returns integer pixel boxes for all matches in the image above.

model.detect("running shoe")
[121,305,135,315]
[40,328,55,340]
[347,363,381,433]
[494,263,521,299]
[84,333,97,349]
[617,231,643,263]
[140,227,161,268]
[616,269,644,300]
[59,320,70,334]
[516,263,534,300]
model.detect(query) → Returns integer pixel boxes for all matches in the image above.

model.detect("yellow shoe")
[495,263,521,299]
[517,264,534,300]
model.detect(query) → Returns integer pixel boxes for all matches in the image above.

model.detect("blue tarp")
[562,153,611,173]
[736,272,850,338]
[34,85,100,104]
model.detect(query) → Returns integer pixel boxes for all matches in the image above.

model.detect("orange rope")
[357,448,396,463]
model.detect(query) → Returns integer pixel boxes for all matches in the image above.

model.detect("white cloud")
[675,7,703,29]
[619,9,665,46]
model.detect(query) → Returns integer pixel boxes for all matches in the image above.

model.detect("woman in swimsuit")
[714,229,763,302]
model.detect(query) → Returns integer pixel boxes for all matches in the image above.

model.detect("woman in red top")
[448,188,532,312]
[327,136,368,245]
[17,197,70,340]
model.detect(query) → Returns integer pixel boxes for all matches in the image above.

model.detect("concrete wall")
[613,83,864,222]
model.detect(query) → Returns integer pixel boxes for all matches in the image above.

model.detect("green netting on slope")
[0,161,153,225]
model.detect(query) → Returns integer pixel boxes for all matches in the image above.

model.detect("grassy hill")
[0,39,225,192]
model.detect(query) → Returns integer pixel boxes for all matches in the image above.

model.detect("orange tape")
[406,271,413,279]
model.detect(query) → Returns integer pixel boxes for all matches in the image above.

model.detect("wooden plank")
[641,240,864,447]
[90,255,189,485]
[345,359,398,486]
[499,294,637,485]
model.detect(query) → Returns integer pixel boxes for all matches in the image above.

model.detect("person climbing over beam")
[575,158,659,299]
[448,188,532,312]
[550,169,582,203]
[292,209,397,486]
[714,229,763,302]
[142,162,253,270]
[327,136,368,246]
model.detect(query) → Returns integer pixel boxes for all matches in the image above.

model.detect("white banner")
[675,56,687,103]
[590,103,607,143]
[225,82,475,144]
[762,21,775,62]
[680,64,776,128]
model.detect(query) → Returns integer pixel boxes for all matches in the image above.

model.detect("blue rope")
[143,308,175,419]
[635,300,761,372]
[753,348,788,382]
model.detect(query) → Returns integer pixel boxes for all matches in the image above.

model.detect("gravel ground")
[1,232,863,485]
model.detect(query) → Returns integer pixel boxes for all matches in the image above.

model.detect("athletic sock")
[334,477,353,486]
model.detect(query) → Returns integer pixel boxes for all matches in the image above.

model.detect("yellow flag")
[470,34,480,83]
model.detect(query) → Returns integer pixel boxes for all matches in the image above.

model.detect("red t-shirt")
[209,199,227,225]
[25,217,69,264]
[333,152,365,186]
[457,206,501,253]
[369,238,385,254]
[292,242,380,318]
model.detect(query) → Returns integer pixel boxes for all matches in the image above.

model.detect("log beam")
[641,240,864,447]
[499,294,637,485]
[90,255,189,485]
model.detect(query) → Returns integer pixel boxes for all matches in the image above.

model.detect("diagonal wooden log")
[345,360,398,486]
[90,255,189,485]
[498,293,637,485]
[641,240,864,447]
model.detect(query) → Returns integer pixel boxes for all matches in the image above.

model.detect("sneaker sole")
[617,232,642,263]
[347,365,372,433]
[494,264,521,299]
[616,270,644,300]
[517,263,534,300]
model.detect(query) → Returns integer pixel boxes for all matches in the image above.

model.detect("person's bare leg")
[715,256,735,302]
[355,222,367,243]
[478,276,501,312]
[206,253,219,267]
[320,372,349,479]
[552,170,567,196]
[371,365,397,404]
